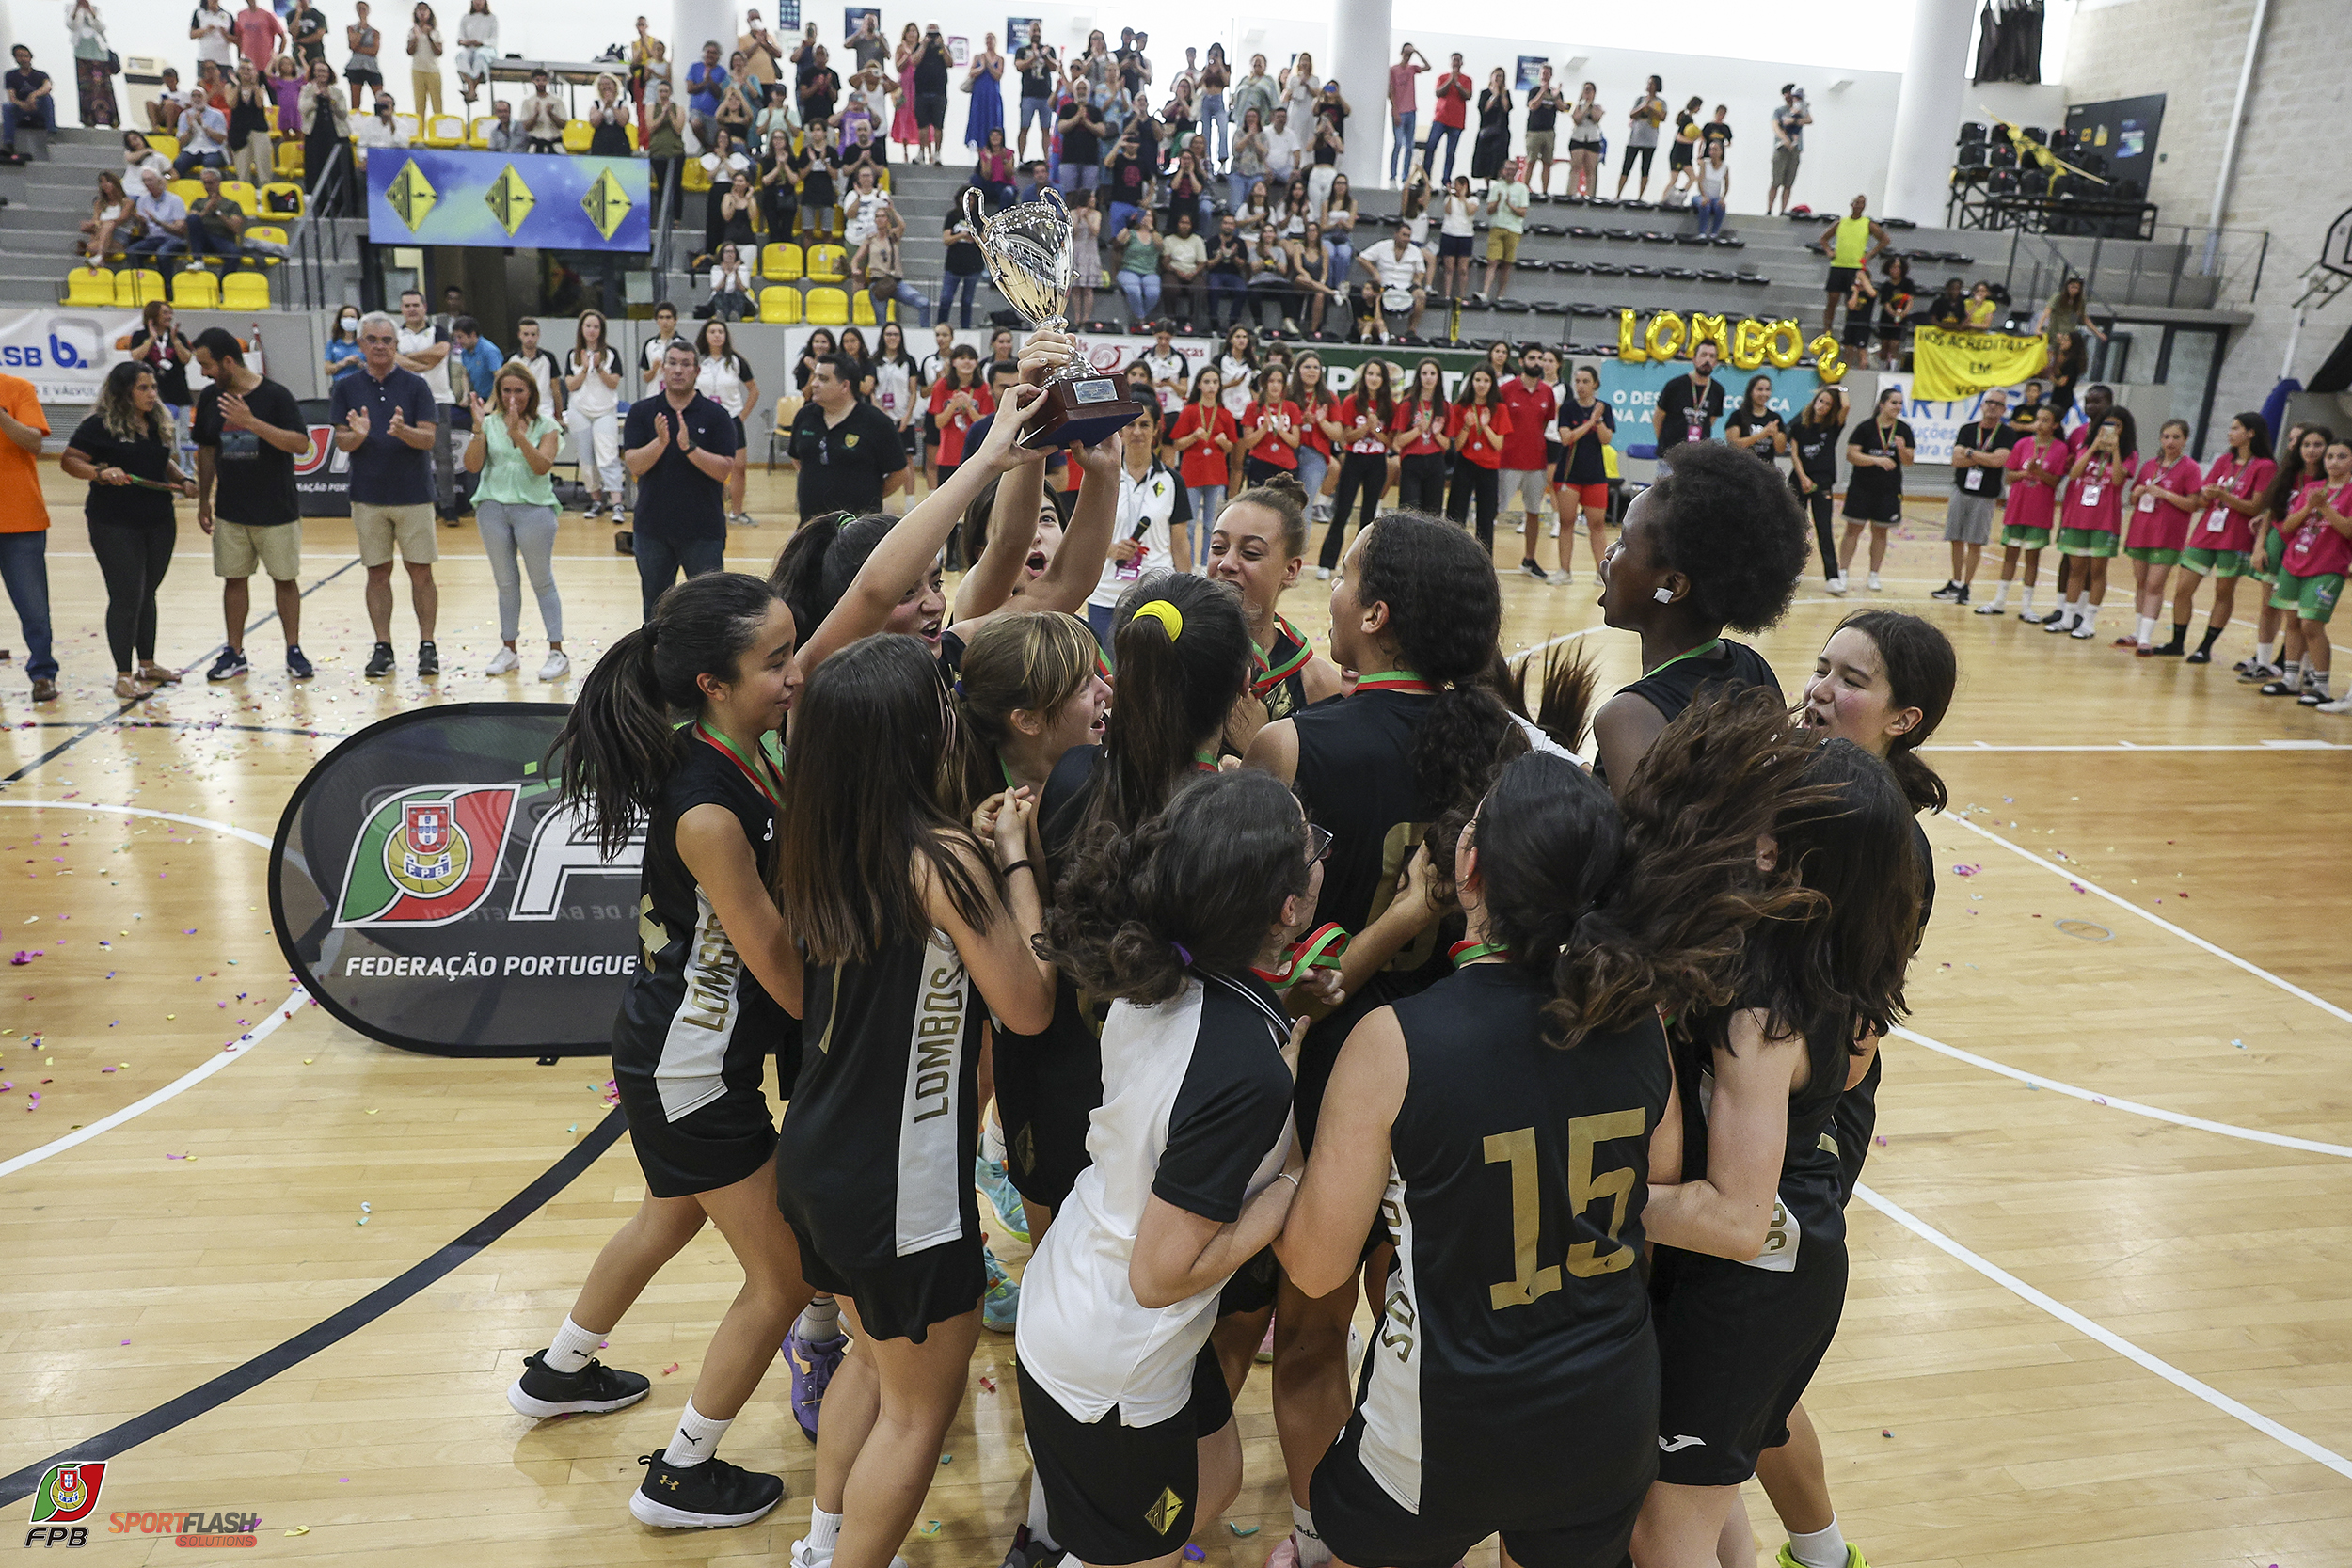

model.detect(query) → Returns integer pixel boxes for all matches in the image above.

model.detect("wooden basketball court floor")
[3,465,2349,1567]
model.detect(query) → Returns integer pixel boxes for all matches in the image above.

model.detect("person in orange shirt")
[1444,362,1511,550]
[0,371,56,702]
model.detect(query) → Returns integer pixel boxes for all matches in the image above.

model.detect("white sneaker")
[538,650,571,681]
[485,647,520,675]
[788,1547,907,1568]
[1827,576,1849,596]
[2316,692,2352,713]
[1867,571,1883,591]
[1315,566,1331,580]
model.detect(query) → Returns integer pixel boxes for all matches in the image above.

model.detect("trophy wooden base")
[1018,372,1151,451]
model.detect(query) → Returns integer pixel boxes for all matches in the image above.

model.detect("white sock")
[806,1505,843,1555]
[1025,1471,1059,1550]
[2311,668,2332,695]
[1989,580,2009,607]
[663,1399,731,1467]
[2256,641,2276,666]
[980,1112,1007,1164]
[543,1315,604,1375]
[2078,603,2098,631]
[795,1295,841,1343]
[2019,586,2036,613]
[1292,1501,1332,1568]
[2137,615,2156,644]
[1788,1515,1850,1568]
[2283,659,2301,683]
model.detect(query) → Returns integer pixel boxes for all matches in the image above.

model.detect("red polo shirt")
[1433,71,1471,129]
[1498,376,1555,470]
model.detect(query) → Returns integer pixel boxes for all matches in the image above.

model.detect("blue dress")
[965,57,1005,150]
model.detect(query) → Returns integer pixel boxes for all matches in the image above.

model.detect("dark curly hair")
[1357,514,1524,854]
[1042,768,1313,1005]
[1645,441,1810,633]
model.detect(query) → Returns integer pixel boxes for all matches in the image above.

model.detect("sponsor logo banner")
[0,309,148,401]
[272,704,644,1057]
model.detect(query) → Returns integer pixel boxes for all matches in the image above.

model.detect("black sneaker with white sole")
[506,1352,652,1418]
[1929,580,1962,601]
[417,641,439,677]
[206,648,249,682]
[285,645,314,680]
[1520,559,1549,582]
[629,1453,785,1529]
[364,641,396,678]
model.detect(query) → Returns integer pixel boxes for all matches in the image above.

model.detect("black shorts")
[786,1226,986,1344]
[730,414,747,447]
[1843,483,1902,525]
[993,1014,1102,1212]
[1312,1416,1645,1568]
[1018,1345,1233,1567]
[1649,1234,1849,1487]
[1437,232,1473,260]
[613,1080,777,1199]
[1668,142,1694,169]
[1826,264,1858,296]
[915,91,949,129]
[345,65,383,86]
[1217,1245,1279,1317]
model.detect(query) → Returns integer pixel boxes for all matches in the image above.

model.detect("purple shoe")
[784,1329,848,1443]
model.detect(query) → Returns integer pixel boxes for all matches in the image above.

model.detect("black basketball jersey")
[1290,689,1454,992]
[1591,639,1783,786]
[775,922,987,1266]
[1671,996,1852,1266]
[612,730,788,1123]
[1357,965,1668,1517]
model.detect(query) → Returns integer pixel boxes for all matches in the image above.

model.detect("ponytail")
[549,572,785,858]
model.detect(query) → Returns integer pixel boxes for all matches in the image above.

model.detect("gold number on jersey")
[1371,820,1443,973]
[1485,1110,1648,1307]
[1566,1109,1646,1277]
[1484,1127,1562,1309]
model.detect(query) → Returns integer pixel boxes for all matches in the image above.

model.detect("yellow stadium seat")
[263,105,278,133]
[418,115,464,147]
[221,271,271,309]
[393,112,421,142]
[260,180,305,217]
[222,181,258,214]
[627,123,641,150]
[115,268,166,306]
[148,133,180,161]
[804,244,847,282]
[65,267,114,306]
[874,168,891,194]
[850,291,895,326]
[274,139,305,176]
[758,286,802,324]
[244,225,288,265]
[561,120,593,153]
[171,269,221,309]
[683,158,712,192]
[168,179,205,207]
[760,242,803,281]
[467,116,494,148]
[803,287,849,326]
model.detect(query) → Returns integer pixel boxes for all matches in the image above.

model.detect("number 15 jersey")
[1353,965,1671,1520]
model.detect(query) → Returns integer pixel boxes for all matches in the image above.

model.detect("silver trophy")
[960,186,1147,449]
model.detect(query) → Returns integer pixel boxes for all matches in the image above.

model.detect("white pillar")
[1883,0,1974,222]
[673,0,739,80]
[1327,0,1391,192]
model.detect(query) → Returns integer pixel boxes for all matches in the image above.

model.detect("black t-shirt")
[944,228,985,274]
[1928,293,1968,327]
[1698,120,1731,155]
[4,71,50,126]
[914,40,950,93]
[1845,417,1914,504]
[1951,419,2016,501]
[1059,105,1100,166]
[124,329,193,405]
[193,374,304,526]
[801,67,838,119]
[69,415,178,527]
[1556,397,1614,485]
[1525,89,1557,133]
[621,391,738,541]
[1788,420,1841,488]
[789,399,906,518]
[1653,373,1724,451]
[1724,405,1784,463]
[1018,46,1057,98]
[1106,153,1148,205]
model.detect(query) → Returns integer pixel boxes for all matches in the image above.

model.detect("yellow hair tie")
[1131,599,1184,641]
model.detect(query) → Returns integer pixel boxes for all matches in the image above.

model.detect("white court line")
[0,801,299,1179]
[1892,1025,2352,1158]
[1944,812,2352,1028]
[1853,1181,2352,1481]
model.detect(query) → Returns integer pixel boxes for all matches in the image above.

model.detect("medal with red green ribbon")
[1093,645,1116,685]
[1253,923,1351,990]
[695,721,786,814]
[1448,939,1510,969]
[1193,749,1222,773]
[1354,670,1437,695]
[1251,615,1313,699]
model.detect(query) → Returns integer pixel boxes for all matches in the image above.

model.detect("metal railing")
[284,151,354,312]
[2001,223,2270,314]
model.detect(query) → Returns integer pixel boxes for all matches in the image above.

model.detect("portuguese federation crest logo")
[29,1461,106,1523]
[335,784,520,927]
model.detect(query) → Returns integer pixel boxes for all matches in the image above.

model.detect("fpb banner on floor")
[271,704,645,1057]
[367,150,651,251]
[1910,325,2048,403]
[775,325,1817,467]
[0,308,149,400]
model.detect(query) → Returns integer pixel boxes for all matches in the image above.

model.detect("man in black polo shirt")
[1652,340,1724,452]
[190,327,312,682]
[788,353,907,522]
[329,309,442,678]
[622,340,738,621]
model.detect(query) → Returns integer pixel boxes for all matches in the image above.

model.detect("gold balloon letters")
[1615,309,1833,375]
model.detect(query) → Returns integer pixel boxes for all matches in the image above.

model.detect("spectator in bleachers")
[686,39,728,144]
[293,0,330,68]
[971,125,1015,210]
[480,97,521,150]
[1263,103,1302,188]
[344,2,383,113]
[800,47,840,131]
[1481,155,1530,302]
[79,171,131,262]
[517,68,566,153]
[1422,53,1470,182]
[930,214,986,329]
[644,81,687,222]
[1471,68,1511,188]
[1522,66,1561,194]
[1197,43,1229,166]
[1388,41,1430,184]
[405,4,444,119]
[912,24,951,165]
[194,58,230,111]
[739,8,785,87]
[1878,254,1916,369]
[5,47,55,154]
[1666,95,1703,199]
[630,23,669,132]
[707,241,754,321]
[755,127,798,235]
[1967,280,2000,327]
[192,0,237,77]
[1227,108,1266,213]
[125,166,191,261]
[453,0,496,106]
[1293,222,1343,335]
[1565,81,1604,198]
[841,61,889,143]
[1114,207,1164,324]
[844,9,885,73]
[754,79,797,142]
[1616,74,1665,199]
[841,159,892,247]
[585,73,633,155]
[1231,51,1276,136]
[1693,141,1729,239]
[709,166,755,263]
[268,52,307,129]
[1767,84,1809,215]
[147,68,190,131]
[843,118,885,178]
[795,124,835,241]
[1160,211,1209,333]
[352,91,406,168]
[226,62,272,185]
[233,0,284,73]
[123,128,171,185]
[174,79,230,173]
[1322,173,1358,277]
[1927,277,1969,328]
[888,23,920,152]
[68,0,119,128]
[1057,92,1105,195]
[1700,103,1732,162]
[715,75,754,145]
[854,217,930,328]
[1358,221,1426,341]
[1012,22,1055,161]
[966,32,1005,154]
[1067,192,1102,322]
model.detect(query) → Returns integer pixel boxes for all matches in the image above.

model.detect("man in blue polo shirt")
[329,310,443,678]
[622,338,737,620]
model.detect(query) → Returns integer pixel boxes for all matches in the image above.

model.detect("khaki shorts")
[1772,144,1802,187]
[1486,228,1521,263]
[211,518,302,580]
[350,501,438,568]
[1524,129,1555,163]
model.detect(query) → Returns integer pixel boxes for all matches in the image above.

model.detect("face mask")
[340,317,358,335]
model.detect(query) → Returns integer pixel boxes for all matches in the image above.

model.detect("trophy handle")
[960,185,989,230]
[1039,184,1071,224]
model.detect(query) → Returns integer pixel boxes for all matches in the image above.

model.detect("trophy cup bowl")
[961,186,1148,451]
